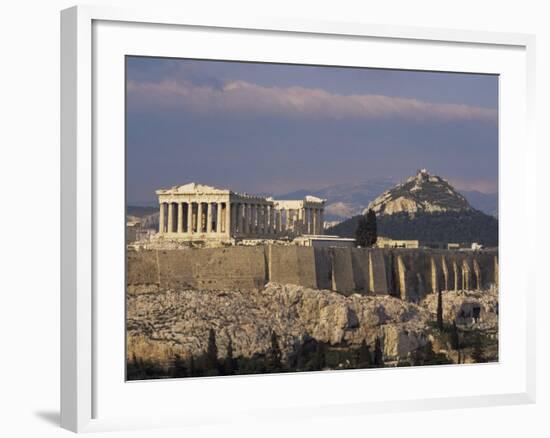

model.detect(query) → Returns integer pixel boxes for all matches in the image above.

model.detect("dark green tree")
[436,288,444,330]
[171,353,187,378]
[357,340,372,368]
[267,331,283,372]
[294,342,306,371]
[314,342,326,370]
[373,336,384,367]
[355,215,369,247]
[224,338,236,375]
[355,209,378,247]
[365,209,378,247]
[206,328,219,374]
[188,355,196,377]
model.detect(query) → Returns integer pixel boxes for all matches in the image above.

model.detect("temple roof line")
[156,182,326,204]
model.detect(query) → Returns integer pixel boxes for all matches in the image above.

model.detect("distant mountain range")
[127,173,498,235]
[278,177,396,220]
[279,176,497,220]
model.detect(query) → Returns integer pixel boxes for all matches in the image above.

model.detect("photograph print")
[125,56,499,380]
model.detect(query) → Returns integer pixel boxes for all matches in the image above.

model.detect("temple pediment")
[157,182,230,195]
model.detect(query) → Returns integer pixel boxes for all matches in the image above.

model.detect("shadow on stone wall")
[127,246,498,301]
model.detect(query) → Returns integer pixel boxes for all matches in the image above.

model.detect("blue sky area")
[126,56,498,205]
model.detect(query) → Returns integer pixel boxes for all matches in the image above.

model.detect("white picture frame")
[60,5,536,433]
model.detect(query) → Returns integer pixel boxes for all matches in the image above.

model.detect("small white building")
[293,234,356,248]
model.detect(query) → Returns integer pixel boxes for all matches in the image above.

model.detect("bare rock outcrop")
[127,283,497,364]
[364,169,473,216]
[421,287,498,328]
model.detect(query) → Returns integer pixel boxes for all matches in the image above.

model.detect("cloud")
[127,77,497,123]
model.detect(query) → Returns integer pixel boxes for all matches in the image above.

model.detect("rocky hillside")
[328,170,498,246]
[127,283,498,370]
[365,169,472,216]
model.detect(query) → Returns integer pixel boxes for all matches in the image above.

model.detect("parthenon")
[156,183,326,242]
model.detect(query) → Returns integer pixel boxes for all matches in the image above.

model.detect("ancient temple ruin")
[156,183,326,242]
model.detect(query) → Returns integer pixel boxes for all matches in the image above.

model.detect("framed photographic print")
[61,5,536,433]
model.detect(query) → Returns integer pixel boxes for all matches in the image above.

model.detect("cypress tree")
[188,355,196,377]
[355,216,369,247]
[365,209,378,247]
[267,331,283,372]
[171,353,187,378]
[355,209,378,248]
[206,328,219,374]
[225,338,236,375]
[295,342,306,371]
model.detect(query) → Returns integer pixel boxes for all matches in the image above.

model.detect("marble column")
[240,203,245,233]
[287,209,292,231]
[235,203,240,233]
[167,203,174,233]
[187,203,193,233]
[244,203,249,234]
[231,203,237,234]
[177,202,183,234]
[319,209,324,235]
[206,202,212,233]
[197,202,202,233]
[258,205,262,234]
[159,202,165,234]
[225,202,231,235]
[232,203,238,233]
[217,203,222,233]
[251,204,255,234]
[312,208,317,234]
[239,204,242,233]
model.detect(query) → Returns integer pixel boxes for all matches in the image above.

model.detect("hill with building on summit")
[328,169,498,247]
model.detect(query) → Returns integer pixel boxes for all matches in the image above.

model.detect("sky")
[126,56,498,205]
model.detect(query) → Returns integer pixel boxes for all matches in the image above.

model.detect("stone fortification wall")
[127,246,498,300]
